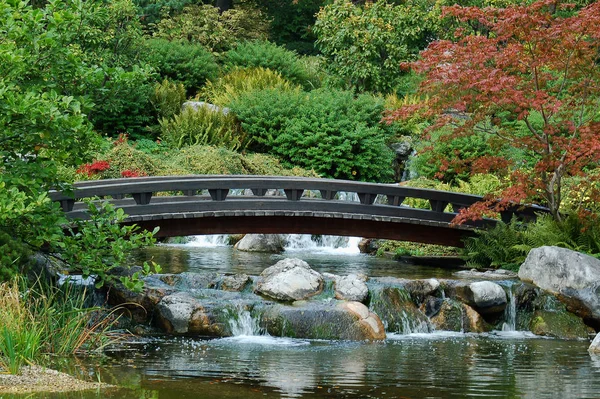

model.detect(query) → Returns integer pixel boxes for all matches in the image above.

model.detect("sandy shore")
[0,365,115,394]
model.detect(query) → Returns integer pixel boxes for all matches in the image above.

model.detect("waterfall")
[227,305,263,336]
[284,235,361,254]
[186,235,230,247]
[501,283,517,332]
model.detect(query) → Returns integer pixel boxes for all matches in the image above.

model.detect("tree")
[313,0,437,93]
[387,0,600,221]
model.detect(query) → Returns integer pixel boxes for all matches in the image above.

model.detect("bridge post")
[319,190,338,200]
[133,192,153,205]
[209,189,229,201]
[387,195,405,206]
[357,193,377,205]
[284,189,304,201]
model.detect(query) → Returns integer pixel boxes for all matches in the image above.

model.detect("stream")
[18,235,600,399]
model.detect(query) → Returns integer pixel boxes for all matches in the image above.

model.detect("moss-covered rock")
[530,309,593,339]
[429,299,491,333]
[368,286,431,334]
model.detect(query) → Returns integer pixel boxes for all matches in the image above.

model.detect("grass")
[0,277,119,374]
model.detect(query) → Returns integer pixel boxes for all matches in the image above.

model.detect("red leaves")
[391,0,600,220]
[121,169,146,178]
[76,160,110,177]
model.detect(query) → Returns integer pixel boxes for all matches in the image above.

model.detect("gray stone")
[182,101,230,115]
[255,258,323,301]
[220,274,251,292]
[519,246,600,326]
[454,269,518,279]
[335,274,369,302]
[469,281,507,315]
[405,278,440,301]
[155,293,226,336]
[234,234,286,253]
[261,301,385,340]
[590,332,600,354]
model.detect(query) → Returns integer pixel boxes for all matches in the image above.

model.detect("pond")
[13,235,600,399]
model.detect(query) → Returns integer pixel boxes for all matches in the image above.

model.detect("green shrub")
[145,39,219,94]
[200,67,299,107]
[152,79,186,120]
[230,88,395,182]
[159,106,248,150]
[224,41,313,89]
[87,65,156,137]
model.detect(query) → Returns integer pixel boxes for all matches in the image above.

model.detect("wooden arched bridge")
[49,175,545,247]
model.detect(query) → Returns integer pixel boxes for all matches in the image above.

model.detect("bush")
[145,39,219,95]
[230,88,395,182]
[151,79,186,120]
[200,67,299,107]
[159,106,248,150]
[224,41,313,89]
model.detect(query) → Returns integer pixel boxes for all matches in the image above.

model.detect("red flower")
[121,169,145,178]
[76,160,110,177]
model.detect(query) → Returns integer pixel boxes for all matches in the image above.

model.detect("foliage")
[224,41,313,89]
[151,79,186,120]
[159,106,248,150]
[314,0,436,93]
[253,0,324,54]
[201,67,299,107]
[463,213,600,271]
[151,3,269,52]
[389,1,600,221]
[0,278,118,374]
[145,39,219,95]
[133,0,196,27]
[172,145,317,176]
[230,88,395,181]
[54,201,161,290]
[375,240,460,258]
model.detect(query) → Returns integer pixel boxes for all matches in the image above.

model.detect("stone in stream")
[255,258,324,301]
[234,234,286,253]
[442,280,507,317]
[369,286,431,334]
[219,274,251,292]
[334,273,368,302]
[429,299,491,333]
[589,332,600,354]
[261,301,386,340]
[519,246,600,329]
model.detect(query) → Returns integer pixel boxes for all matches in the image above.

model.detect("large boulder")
[261,301,385,340]
[519,246,600,328]
[155,293,226,336]
[255,258,324,301]
[335,274,368,302]
[429,299,491,333]
[234,234,286,253]
[469,281,507,315]
[369,286,431,334]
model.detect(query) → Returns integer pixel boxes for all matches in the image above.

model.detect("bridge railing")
[48,175,547,225]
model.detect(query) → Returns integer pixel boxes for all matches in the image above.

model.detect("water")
[26,235,600,399]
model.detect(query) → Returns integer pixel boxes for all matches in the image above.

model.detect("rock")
[430,299,490,333]
[369,286,431,334]
[469,281,507,315]
[420,295,444,318]
[404,278,440,303]
[530,309,593,340]
[454,269,518,279]
[219,274,251,292]
[255,258,323,301]
[442,280,507,316]
[519,246,600,327]
[589,333,600,354]
[335,274,369,302]
[155,293,226,336]
[358,238,380,254]
[107,275,175,323]
[182,101,230,115]
[261,301,385,340]
[234,234,286,253]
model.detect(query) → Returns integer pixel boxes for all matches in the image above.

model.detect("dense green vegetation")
[2,0,600,372]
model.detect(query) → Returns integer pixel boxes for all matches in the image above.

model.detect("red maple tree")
[387,0,600,222]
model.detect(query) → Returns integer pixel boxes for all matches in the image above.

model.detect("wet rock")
[219,274,251,292]
[255,258,323,301]
[405,278,440,303]
[335,274,368,302]
[420,295,444,318]
[155,293,226,336]
[469,281,507,315]
[158,272,220,289]
[454,269,518,280]
[261,301,385,340]
[107,274,176,322]
[369,286,431,334]
[430,299,490,333]
[234,234,286,253]
[589,333,600,354]
[530,309,593,340]
[519,246,600,328]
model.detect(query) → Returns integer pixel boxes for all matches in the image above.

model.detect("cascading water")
[227,304,263,336]
[186,235,230,247]
[284,235,361,254]
[502,283,517,332]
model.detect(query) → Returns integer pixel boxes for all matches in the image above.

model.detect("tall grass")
[0,278,118,374]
